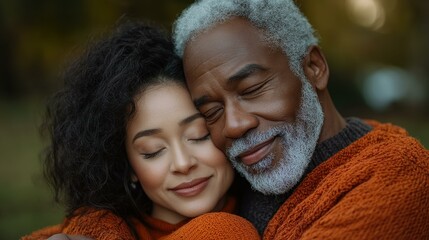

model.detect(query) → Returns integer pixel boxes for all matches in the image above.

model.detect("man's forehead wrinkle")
[184,48,223,79]
[189,52,226,81]
[190,51,247,83]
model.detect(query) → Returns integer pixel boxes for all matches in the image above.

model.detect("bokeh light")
[346,0,386,31]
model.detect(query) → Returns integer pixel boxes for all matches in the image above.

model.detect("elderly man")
[173,0,429,239]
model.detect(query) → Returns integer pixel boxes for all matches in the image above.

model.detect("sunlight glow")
[346,0,386,31]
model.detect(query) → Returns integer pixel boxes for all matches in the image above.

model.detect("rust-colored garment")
[22,197,260,239]
[264,121,429,239]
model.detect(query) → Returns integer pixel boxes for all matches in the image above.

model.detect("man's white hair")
[173,0,319,78]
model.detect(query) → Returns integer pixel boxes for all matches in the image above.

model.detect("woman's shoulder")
[20,208,127,240]
[61,207,135,239]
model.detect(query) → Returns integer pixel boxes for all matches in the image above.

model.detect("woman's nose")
[170,143,197,174]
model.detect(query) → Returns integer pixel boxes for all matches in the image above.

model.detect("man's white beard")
[226,78,324,195]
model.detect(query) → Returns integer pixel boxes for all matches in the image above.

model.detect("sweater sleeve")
[61,209,135,240]
[265,136,429,240]
[162,212,260,240]
[21,224,63,240]
[304,165,429,239]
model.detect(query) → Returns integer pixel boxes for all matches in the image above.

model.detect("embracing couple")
[23,0,429,239]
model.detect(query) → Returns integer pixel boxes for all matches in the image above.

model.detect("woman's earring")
[131,181,137,190]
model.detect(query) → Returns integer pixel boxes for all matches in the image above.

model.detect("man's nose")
[222,101,258,140]
[170,144,196,174]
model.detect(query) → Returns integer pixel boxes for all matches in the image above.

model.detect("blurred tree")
[0,0,193,99]
[0,0,427,111]
[297,0,428,113]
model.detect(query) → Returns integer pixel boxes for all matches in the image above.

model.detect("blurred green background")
[0,0,428,239]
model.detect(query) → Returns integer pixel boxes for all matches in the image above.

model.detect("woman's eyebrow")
[132,113,203,143]
[132,129,161,143]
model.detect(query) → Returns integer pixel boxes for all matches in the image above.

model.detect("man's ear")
[303,45,329,91]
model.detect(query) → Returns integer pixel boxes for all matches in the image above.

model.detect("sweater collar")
[237,117,372,234]
[132,196,236,239]
[306,117,372,175]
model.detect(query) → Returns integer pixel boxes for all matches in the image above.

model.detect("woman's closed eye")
[141,148,165,159]
[189,133,210,142]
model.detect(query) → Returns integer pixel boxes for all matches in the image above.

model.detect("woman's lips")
[238,137,275,166]
[169,177,211,197]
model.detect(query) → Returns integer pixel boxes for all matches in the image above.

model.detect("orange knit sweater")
[264,121,429,239]
[22,197,260,240]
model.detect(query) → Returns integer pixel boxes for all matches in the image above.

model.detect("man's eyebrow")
[132,129,161,143]
[179,112,204,126]
[228,64,267,83]
[194,95,209,109]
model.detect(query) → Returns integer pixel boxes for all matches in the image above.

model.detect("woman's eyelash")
[192,133,210,142]
[142,149,163,159]
[140,133,209,159]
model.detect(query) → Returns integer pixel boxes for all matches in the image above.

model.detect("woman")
[22,21,259,240]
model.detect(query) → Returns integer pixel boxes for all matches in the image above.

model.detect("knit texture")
[263,120,429,239]
[239,117,372,233]
[21,208,134,240]
[160,212,260,240]
[22,197,260,239]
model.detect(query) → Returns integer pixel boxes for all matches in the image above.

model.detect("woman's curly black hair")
[41,20,186,223]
